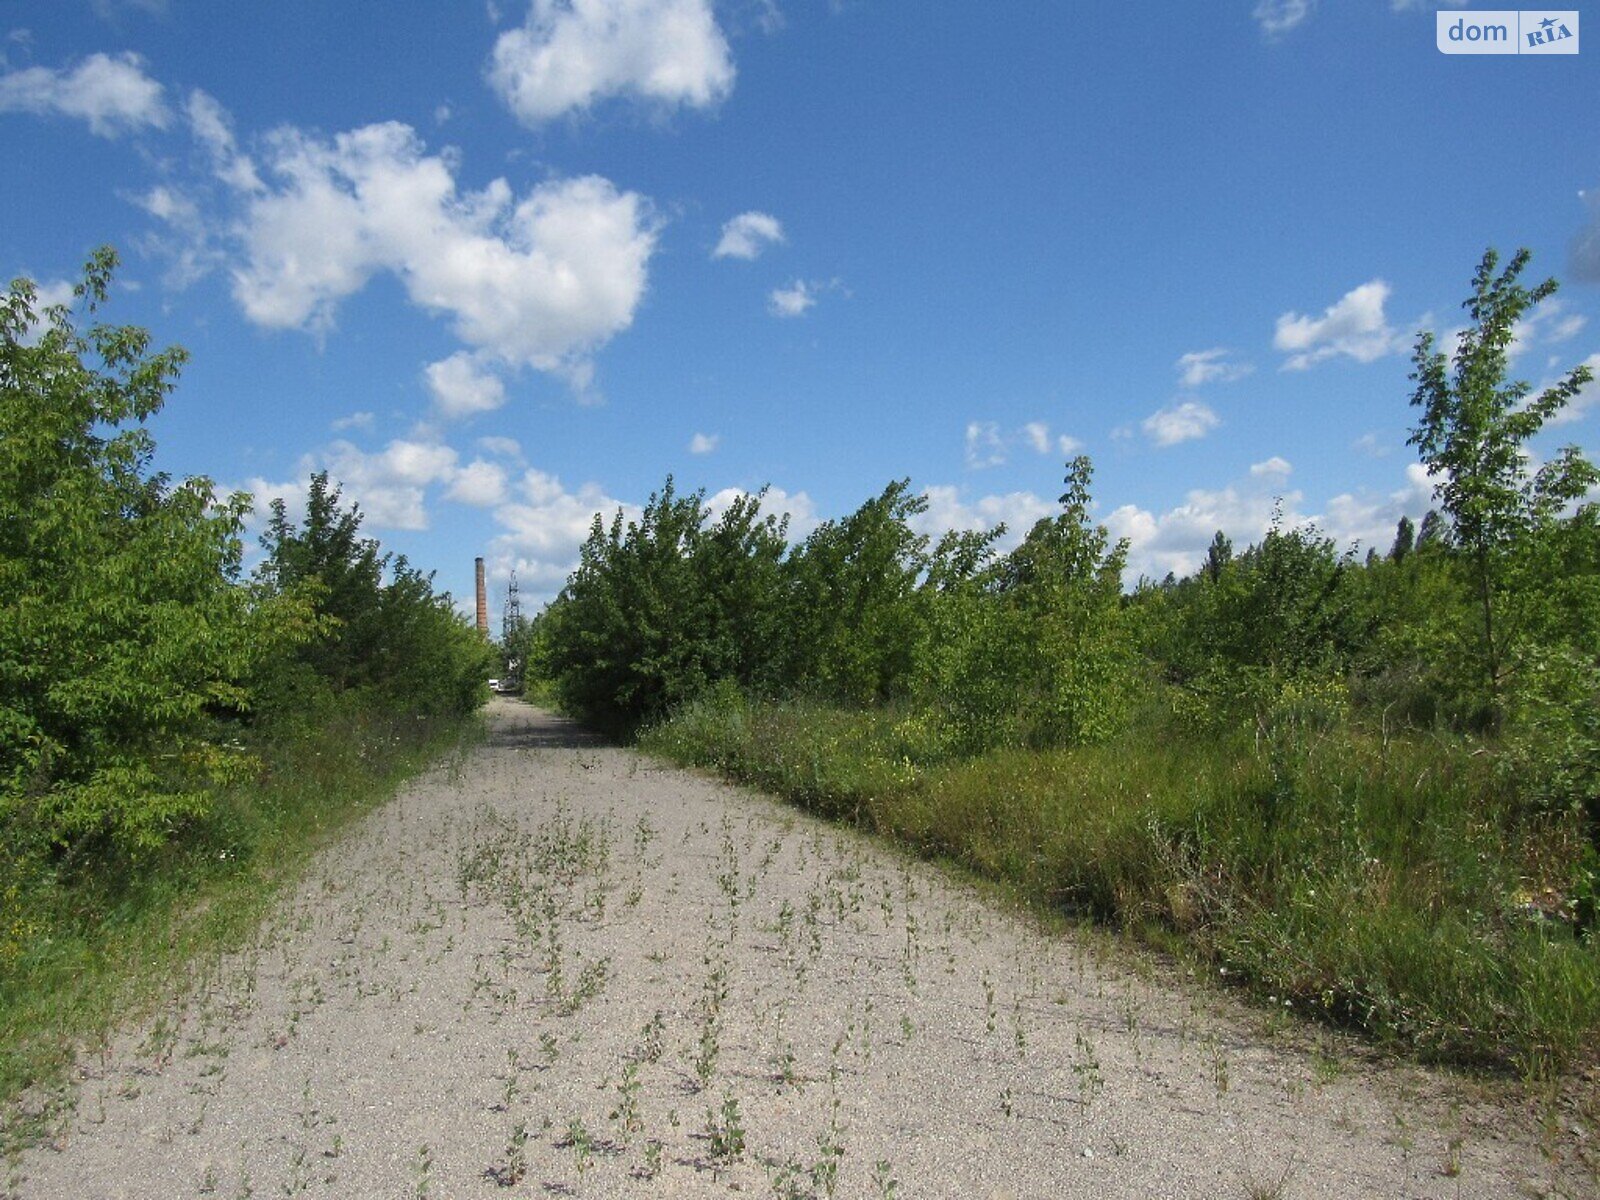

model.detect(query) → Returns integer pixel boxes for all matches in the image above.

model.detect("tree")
[1388,515,1415,563]
[0,251,287,855]
[1407,248,1596,719]
[1204,530,1233,581]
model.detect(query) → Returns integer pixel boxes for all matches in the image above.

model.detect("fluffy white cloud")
[768,279,818,317]
[1254,0,1314,36]
[1250,455,1293,479]
[713,211,784,260]
[705,485,820,540]
[1177,347,1253,388]
[185,89,262,192]
[1274,280,1403,370]
[1141,400,1220,446]
[0,51,168,137]
[489,468,641,601]
[1105,485,1305,582]
[424,352,508,418]
[233,122,657,386]
[689,431,719,454]
[446,459,510,507]
[1104,462,1438,583]
[913,486,1055,548]
[488,0,735,125]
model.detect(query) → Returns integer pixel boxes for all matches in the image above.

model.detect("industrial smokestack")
[475,557,488,635]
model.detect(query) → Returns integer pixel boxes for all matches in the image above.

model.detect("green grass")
[642,686,1600,1075]
[0,703,482,1135]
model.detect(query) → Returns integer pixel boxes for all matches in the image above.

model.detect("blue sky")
[4,1,1599,613]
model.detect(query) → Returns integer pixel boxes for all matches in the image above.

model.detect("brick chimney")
[475,557,488,635]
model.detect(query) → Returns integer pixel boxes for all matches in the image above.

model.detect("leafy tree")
[991,457,1135,745]
[543,478,789,732]
[1203,530,1233,581]
[1388,515,1415,563]
[1408,248,1597,718]
[254,471,490,718]
[781,480,930,705]
[0,252,304,856]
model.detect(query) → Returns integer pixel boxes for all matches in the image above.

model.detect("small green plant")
[707,1091,746,1164]
[487,1122,528,1187]
[412,1144,434,1200]
[610,1061,643,1142]
[638,1138,664,1180]
[872,1158,900,1198]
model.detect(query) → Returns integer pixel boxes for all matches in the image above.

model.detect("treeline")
[529,249,1600,1067]
[1,249,491,875]
[537,249,1598,815]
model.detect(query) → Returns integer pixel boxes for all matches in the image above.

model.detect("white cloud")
[1352,432,1392,458]
[1141,400,1220,447]
[185,89,262,192]
[424,351,508,418]
[488,0,735,126]
[489,468,642,602]
[964,421,1007,469]
[689,431,719,454]
[713,211,784,260]
[33,278,75,310]
[0,51,168,137]
[1509,298,1586,361]
[1106,485,1305,582]
[446,459,510,507]
[1250,455,1293,479]
[331,410,375,432]
[1274,279,1403,370]
[13,277,75,346]
[1016,420,1082,457]
[1545,353,1600,427]
[1104,462,1438,583]
[320,437,460,530]
[913,485,1055,548]
[706,485,820,540]
[1176,347,1253,388]
[768,279,819,317]
[232,122,657,387]
[476,435,526,463]
[1254,0,1314,36]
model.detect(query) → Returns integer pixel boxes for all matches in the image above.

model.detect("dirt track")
[9,699,1588,1198]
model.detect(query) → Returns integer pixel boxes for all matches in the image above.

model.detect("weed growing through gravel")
[706,1091,746,1164]
[610,1060,643,1143]
[1073,1027,1104,1107]
[872,1158,900,1198]
[486,1121,528,1188]
[412,1144,433,1199]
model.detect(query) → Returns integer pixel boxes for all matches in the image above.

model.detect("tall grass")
[0,703,481,1120]
[643,686,1600,1073]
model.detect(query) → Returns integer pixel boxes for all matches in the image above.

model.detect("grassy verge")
[0,703,481,1137]
[641,685,1600,1076]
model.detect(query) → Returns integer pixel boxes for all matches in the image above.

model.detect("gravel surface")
[9,699,1590,1198]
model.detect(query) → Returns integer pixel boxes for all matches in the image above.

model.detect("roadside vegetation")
[532,249,1600,1075]
[0,250,493,1111]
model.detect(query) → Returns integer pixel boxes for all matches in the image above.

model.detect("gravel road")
[9,699,1589,1198]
